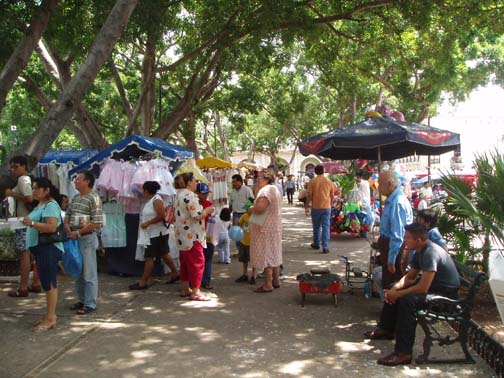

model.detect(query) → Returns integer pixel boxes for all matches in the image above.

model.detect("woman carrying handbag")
[22,178,64,332]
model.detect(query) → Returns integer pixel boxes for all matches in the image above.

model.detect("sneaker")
[249,277,256,285]
[322,248,330,254]
[310,243,320,250]
[235,275,249,283]
[279,274,287,281]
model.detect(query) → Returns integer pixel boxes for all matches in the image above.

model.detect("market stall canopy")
[196,156,233,169]
[39,149,98,165]
[177,158,208,183]
[321,161,349,175]
[298,117,461,162]
[68,135,193,177]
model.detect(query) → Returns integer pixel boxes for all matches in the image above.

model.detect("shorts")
[144,233,169,259]
[15,228,27,252]
[238,244,250,263]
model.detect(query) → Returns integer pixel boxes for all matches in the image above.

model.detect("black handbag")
[37,202,68,245]
[38,221,67,245]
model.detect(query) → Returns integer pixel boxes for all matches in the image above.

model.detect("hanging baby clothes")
[210,170,228,204]
[97,160,123,196]
[101,202,127,248]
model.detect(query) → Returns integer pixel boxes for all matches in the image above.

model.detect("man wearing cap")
[196,182,215,290]
[305,165,335,254]
[229,174,254,251]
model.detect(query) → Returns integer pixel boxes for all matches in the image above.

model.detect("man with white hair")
[376,171,413,290]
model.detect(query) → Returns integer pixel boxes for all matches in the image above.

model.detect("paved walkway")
[0,202,497,378]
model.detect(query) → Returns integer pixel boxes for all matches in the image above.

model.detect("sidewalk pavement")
[0,201,496,378]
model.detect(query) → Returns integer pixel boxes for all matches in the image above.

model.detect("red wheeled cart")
[297,269,342,307]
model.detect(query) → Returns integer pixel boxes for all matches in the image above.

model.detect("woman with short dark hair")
[22,177,63,332]
[173,173,214,300]
[129,181,179,290]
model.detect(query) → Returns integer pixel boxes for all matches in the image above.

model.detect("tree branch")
[0,0,59,113]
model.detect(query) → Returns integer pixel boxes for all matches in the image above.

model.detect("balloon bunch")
[330,200,370,235]
[366,104,405,122]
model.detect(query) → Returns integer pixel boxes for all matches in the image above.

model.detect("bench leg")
[459,322,476,364]
[332,294,337,307]
[301,293,306,307]
[416,317,433,364]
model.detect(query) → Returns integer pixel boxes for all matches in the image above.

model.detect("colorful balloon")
[375,104,392,117]
[390,111,405,121]
[357,159,369,169]
[228,226,244,242]
[365,111,382,118]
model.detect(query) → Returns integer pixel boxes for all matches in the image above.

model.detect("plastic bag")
[63,239,82,277]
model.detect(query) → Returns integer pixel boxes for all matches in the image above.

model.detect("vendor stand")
[68,135,193,276]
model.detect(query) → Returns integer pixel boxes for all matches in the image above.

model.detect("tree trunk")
[201,119,216,156]
[109,59,135,122]
[215,111,229,161]
[36,39,109,148]
[140,33,157,136]
[21,75,92,148]
[153,50,222,140]
[0,0,59,114]
[3,0,139,171]
[181,111,199,159]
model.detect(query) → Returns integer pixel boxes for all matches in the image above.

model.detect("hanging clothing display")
[96,158,176,214]
[101,202,127,248]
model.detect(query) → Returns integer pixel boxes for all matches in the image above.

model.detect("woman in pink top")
[248,168,283,293]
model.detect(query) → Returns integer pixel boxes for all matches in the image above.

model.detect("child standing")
[216,208,231,264]
[235,198,257,284]
[196,183,215,290]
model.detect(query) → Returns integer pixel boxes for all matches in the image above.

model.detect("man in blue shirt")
[377,171,413,289]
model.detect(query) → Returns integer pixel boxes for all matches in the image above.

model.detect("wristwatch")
[31,220,34,227]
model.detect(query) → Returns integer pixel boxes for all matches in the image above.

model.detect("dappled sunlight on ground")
[0,198,495,378]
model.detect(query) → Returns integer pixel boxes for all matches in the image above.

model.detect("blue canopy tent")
[68,135,193,177]
[66,135,193,276]
[39,149,98,165]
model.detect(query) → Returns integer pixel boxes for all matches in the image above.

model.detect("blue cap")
[196,182,211,194]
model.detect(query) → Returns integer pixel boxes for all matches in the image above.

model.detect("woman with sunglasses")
[22,178,63,332]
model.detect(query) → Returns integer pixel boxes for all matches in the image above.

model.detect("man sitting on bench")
[364,222,460,366]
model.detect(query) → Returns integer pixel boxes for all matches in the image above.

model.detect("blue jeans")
[75,234,99,309]
[311,208,331,249]
[202,243,215,286]
[217,233,230,263]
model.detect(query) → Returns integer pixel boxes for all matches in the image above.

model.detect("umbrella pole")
[378,148,383,211]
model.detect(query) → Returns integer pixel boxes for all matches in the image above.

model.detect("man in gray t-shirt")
[410,240,460,292]
[364,222,460,366]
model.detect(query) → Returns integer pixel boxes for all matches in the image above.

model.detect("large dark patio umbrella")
[298,117,460,163]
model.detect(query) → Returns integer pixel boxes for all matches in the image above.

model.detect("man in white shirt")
[356,171,374,229]
[6,155,38,297]
[230,174,254,252]
[230,174,254,226]
[356,171,371,204]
